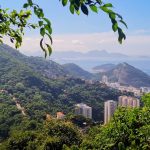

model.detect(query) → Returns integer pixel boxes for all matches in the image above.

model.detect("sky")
[1,0,150,56]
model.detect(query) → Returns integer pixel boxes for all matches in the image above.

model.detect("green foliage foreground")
[81,94,150,150]
[1,94,150,150]
[0,119,82,150]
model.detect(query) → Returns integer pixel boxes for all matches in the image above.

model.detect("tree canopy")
[0,0,127,57]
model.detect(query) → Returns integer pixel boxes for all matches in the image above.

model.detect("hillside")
[92,64,116,73]
[0,44,124,122]
[0,44,135,148]
[63,63,94,79]
[0,44,69,79]
[105,62,150,87]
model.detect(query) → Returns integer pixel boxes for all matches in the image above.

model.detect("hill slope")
[105,62,150,87]
[63,63,94,79]
[0,44,124,122]
[0,44,69,79]
[92,64,116,73]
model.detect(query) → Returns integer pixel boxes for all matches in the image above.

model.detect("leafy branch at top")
[0,0,127,57]
[0,8,34,48]
[23,0,53,58]
[60,0,127,44]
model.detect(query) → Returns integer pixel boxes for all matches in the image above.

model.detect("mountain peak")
[63,63,94,79]
[106,62,150,87]
[118,62,130,68]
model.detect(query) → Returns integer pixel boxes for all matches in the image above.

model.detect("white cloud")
[134,29,150,34]
[4,30,150,56]
[72,40,83,45]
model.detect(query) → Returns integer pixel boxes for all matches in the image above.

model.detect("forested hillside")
[1,44,150,149]
[102,63,150,87]
[0,44,125,144]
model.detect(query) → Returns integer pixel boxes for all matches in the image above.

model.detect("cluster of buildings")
[55,95,140,124]
[45,76,150,124]
[140,87,150,94]
[75,103,92,119]
[101,75,150,96]
[104,96,140,124]
[46,112,66,121]
[118,96,140,107]
[53,103,92,121]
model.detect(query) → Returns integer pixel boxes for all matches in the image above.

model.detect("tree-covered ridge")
[1,45,150,149]
[0,44,97,80]
[0,44,128,135]
[1,90,150,149]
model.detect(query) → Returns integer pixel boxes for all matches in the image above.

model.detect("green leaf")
[90,5,98,13]
[81,4,89,15]
[112,22,118,32]
[109,13,116,20]
[120,20,128,28]
[118,27,126,44]
[46,44,52,56]
[27,0,33,6]
[100,6,108,13]
[75,10,80,15]
[70,4,74,14]
[116,13,123,20]
[40,28,45,36]
[46,33,53,45]
[38,9,44,18]
[23,3,29,8]
[45,24,52,34]
[30,24,36,29]
[40,38,47,58]
[103,3,113,8]
[38,21,43,27]
[62,0,68,6]
[96,0,102,5]
[43,18,51,26]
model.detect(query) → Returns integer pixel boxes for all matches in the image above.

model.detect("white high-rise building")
[102,75,108,84]
[140,87,150,94]
[118,96,140,108]
[104,100,117,124]
[75,103,92,119]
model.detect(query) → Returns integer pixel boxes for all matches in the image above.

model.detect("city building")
[140,87,150,94]
[46,113,53,121]
[56,112,65,119]
[75,103,92,119]
[102,75,108,84]
[104,100,117,124]
[118,96,140,108]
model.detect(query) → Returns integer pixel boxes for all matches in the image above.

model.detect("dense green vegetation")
[1,90,150,149]
[1,45,150,149]
[0,44,125,144]
[0,44,125,122]
[80,94,150,150]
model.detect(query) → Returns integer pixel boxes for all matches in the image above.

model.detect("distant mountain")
[84,50,128,58]
[63,63,94,80]
[92,64,116,73]
[105,62,150,88]
[51,50,150,76]
[51,50,128,59]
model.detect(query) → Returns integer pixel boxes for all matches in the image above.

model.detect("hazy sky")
[2,0,150,56]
